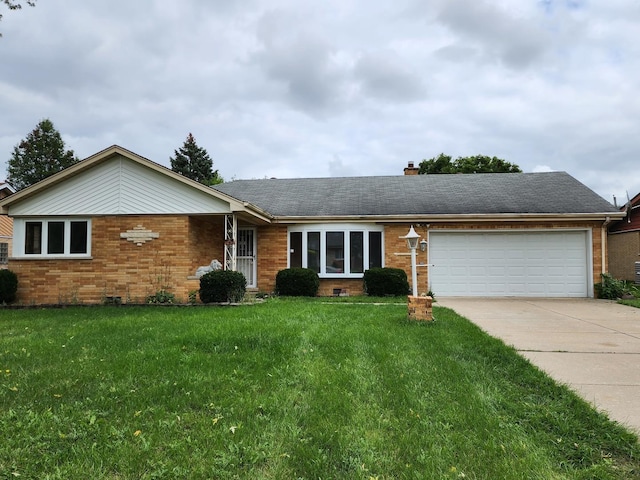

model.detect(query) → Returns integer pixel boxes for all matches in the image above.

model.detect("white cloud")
[532,165,555,173]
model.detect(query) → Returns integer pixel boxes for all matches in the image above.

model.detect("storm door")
[237,228,256,288]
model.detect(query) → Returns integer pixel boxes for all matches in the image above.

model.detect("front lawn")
[1,299,638,479]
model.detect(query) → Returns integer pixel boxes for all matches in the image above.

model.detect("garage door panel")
[430,231,588,297]
[450,266,469,275]
[546,266,565,276]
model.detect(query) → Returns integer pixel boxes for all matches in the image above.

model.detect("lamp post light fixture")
[401,225,421,297]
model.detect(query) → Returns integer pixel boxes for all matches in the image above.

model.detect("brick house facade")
[608,192,640,282]
[0,146,623,304]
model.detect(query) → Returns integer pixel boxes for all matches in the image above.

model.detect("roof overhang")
[0,145,274,223]
[269,212,626,224]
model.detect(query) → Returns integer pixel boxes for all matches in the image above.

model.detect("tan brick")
[8,218,609,304]
[11,215,225,304]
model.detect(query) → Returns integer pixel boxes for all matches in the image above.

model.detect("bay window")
[16,219,91,257]
[288,224,383,277]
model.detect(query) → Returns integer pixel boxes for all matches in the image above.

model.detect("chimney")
[404,161,419,175]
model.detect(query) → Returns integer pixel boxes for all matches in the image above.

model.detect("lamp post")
[401,225,420,297]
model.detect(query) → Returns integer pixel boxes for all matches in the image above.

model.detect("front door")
[237,228,256,288]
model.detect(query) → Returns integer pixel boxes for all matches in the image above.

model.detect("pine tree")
[170,133,222,185]
[7,118,79,190]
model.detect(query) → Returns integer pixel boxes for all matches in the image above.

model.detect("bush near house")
[595,273,633,300]
[363,267,410,296]
[199,270,246,303]
[0,269,18,304]
[275,268,320,297]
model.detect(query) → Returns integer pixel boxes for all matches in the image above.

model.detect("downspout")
[601,216,612,275]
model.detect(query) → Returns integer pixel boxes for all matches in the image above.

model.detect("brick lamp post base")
[407,295,433,321]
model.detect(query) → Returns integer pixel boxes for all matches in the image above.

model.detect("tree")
[170,133,222,185]
[1,0,36,37]
[7,119,79,190]
[418,153,522,174]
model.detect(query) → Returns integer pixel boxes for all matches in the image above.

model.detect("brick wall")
[10,215,225,304]
[9,217,609,304]
[316,278,365,296]
[189,216,225,268]
[256,224,288,293]
[608,232,640,281]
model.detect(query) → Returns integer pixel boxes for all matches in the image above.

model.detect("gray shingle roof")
[213,172,617,218]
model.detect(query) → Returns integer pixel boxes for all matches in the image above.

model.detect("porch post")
[224,214,237,271]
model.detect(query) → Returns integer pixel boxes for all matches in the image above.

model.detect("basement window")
[0,243,7,265]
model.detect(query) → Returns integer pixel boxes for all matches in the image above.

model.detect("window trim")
[287,224,384,278]
[14,218,92,259]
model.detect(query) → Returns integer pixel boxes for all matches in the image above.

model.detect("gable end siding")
[8,156,232,216]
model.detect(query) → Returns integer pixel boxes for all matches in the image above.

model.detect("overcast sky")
[1,1,639,205]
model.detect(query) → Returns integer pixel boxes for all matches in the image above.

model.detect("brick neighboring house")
[0,181,16,268]
[608,192,640,282]
[0,145,624,304]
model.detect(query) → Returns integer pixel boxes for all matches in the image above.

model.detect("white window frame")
[13,218,92,259]
[288,224,384,278]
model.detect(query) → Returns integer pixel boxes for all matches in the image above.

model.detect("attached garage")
[429,230,591,297]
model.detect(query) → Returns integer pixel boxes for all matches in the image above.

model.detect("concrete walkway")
[436,298,640,434]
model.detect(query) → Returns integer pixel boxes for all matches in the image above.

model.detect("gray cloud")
[354,52,427,102]
[435,0,551,68]
[1,0,639,203]
[251,9,350,115]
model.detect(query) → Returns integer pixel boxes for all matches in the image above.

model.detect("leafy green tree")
[170,133,222,185]
[1,0,36,37]
[419,153,521,174]
[7,119,79,190]
[419,153,455,174]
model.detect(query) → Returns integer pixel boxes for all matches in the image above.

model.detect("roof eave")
[270,212,626,224]
[232,202,274,224]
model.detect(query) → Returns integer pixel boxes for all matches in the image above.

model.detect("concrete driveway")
[436,298,640,434]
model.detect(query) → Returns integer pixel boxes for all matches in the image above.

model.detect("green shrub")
[275,268,319,297]
[0,269,18,304]
[363,267,410,296]
[199,270,246,303]
[594,273,626,299]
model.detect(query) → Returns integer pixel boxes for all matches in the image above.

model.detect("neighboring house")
[608,192,640,282]
[0,145,624,304]
[0,181,16,269]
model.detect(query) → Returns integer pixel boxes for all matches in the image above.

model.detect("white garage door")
[429,231,589,297]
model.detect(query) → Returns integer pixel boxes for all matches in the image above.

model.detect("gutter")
[269,212,627,224]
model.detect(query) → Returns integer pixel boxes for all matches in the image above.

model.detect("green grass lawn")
[621,298,640,309]
[1,299,638,479]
